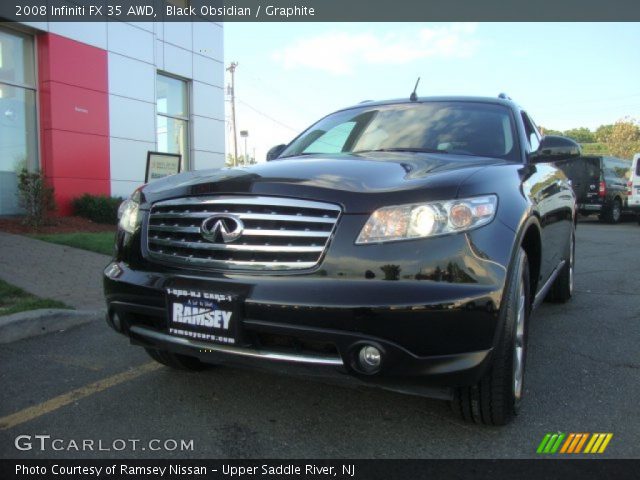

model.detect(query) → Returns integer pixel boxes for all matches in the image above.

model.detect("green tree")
[539,126,563,136]
[595,124,614,143]
[563,127,595,143]
[16,168,56,228]
[604,118,640,159]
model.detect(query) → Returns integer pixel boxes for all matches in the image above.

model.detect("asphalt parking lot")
[1,217,638,459]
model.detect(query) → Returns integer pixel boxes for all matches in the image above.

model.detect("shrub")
[16,168,56,229]
[72,194,123,224]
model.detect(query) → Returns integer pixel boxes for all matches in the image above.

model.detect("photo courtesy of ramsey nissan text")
[0,1,639,479]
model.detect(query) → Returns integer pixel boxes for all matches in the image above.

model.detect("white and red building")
[0,20,225,215]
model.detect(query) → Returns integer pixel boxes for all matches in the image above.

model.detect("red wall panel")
[37,33,110,215]
[37,34,108,93]
[41,81,109,136]
[42,130,110,180]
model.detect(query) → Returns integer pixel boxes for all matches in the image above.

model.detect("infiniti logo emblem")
[200,214,244,243]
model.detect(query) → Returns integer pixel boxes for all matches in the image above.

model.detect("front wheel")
[452,247,530,425]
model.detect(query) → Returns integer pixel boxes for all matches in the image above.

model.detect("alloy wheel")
[613,203,621,222]
[513,278,526,401]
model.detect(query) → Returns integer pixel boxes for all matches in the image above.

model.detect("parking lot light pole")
[240,130,249,165]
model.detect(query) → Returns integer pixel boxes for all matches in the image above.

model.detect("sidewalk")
[0,231,110,311]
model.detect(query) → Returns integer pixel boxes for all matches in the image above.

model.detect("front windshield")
[280,101,518,161]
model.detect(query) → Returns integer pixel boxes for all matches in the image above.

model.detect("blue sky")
[224,22,640,162]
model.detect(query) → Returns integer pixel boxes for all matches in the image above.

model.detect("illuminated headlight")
[118,198,141,234]
[355,195,498,244]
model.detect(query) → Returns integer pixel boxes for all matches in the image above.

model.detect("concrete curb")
[0,308,104,344]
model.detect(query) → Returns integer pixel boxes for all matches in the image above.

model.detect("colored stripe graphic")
[550,433,565,453]
[574,433,589,453]
[598,434,614,453]
[537,433,565,454]
[544,434,559,453]
[560,433,576,453]
[538,433,613,454]
[567,433,583,453]
[584,434,598,453]
[585,433,614,454]
[536,433,552,454]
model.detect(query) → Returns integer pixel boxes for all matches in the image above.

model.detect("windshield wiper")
[352,147,448,154]
[277,152,319,159]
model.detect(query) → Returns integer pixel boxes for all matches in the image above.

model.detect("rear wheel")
[452,247,530,426]
[546,227,575,303]
[145,348,210,371]
[602,198,622,223]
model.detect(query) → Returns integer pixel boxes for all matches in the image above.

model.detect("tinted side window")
[604,158,631,180]
[521,112,540,152]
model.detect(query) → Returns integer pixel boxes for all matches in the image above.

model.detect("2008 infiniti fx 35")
[104,95,579,425]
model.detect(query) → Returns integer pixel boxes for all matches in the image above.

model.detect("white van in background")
[629,153,640,223]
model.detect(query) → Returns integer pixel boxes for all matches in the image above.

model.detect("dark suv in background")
[558,155,632,223]
[105,96,579,425]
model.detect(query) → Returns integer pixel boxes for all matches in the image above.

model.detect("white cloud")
[271,23,479,75]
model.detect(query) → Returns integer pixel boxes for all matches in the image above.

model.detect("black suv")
[105,96,579,425]
[558,155,632,223]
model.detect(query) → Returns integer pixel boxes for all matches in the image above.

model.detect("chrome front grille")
[146,196,341,270]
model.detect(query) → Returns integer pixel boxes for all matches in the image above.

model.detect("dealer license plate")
[166,288,240,345]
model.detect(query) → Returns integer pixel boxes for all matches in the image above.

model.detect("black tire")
[145,347,210,371]
[546,227,575,303]
[602,198,622,224]
[452,247,530,426]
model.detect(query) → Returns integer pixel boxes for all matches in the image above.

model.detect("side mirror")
[266,144,287,161]
[531,135,581,163]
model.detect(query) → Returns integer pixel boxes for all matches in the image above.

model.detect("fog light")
[104,262,123,279]
[358,345,381,372]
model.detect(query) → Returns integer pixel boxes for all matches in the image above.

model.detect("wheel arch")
[519,222,542,302]
[615,195,625,207]
[486,214,541,357]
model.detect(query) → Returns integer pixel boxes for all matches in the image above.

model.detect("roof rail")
[498,93,512,100]
[359,99,374,104]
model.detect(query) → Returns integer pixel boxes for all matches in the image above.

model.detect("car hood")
[141,152,508,213]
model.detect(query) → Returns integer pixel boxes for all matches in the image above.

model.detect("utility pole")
[226,62,239,166]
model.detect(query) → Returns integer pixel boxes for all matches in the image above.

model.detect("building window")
[156,73,190,171]
[0,27,37,215]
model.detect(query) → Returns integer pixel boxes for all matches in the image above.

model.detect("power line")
[236,98,301,133]
[244,74,302,113]
[548,93,640,107]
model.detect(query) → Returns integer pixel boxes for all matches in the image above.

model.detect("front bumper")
[105,261,504,397]
[122,323,491,400]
